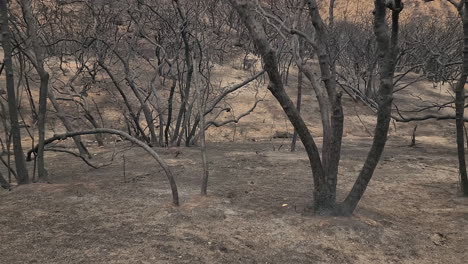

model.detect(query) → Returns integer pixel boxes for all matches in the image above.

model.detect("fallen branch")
[27,128,179,206]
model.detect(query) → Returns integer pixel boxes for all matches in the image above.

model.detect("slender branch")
[27,129,179,206]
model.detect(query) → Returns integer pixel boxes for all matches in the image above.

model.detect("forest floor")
[1,28,467,263]
[1,135,467,263]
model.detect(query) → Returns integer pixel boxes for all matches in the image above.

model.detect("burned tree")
[0,0,29,184]
[228,0,404,215]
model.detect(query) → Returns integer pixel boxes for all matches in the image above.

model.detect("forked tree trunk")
[19,0,49,181]
[228,0,328,210]
[229,0,401,215]
[0,0,29,184]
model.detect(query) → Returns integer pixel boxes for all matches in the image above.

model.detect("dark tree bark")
[171,0,194,146]
[304,0,344,207]
[194,58,209,195]
[48,90,90,157]
[19,0,50,181]
[454,0,468,195]
[229,0,402,215]
[0,170,10,190]
[228,0,329,210]
[338,0,403,215]
[291,68,303,152]
[0,0,30,184]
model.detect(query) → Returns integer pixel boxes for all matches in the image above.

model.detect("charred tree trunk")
[19,0,50,181]
[0,0,29,184]
[291,68,303,152]
[36,71,49,180]
[194,58,210,195]
[165,79,176,146]
[228,0,329,210]
[338,0,403,215]
[230,0,401,216]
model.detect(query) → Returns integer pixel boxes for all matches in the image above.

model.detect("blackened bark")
[194,59,209,195]
[291,68,303,152]
[36,71,49,180]
[0,0,30,184]
[228,0,329,209]
[20,0,49,180]
[165,79,176,146]
[304,0,344,208]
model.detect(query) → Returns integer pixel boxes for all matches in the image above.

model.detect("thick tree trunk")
[230,0,401,216]
[228,0,329,209]
[0,0,30,184]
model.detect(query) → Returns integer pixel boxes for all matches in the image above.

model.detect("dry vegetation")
[1,0,468,263]
[1,64,467,263]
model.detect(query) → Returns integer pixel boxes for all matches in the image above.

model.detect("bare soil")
[1,134,467,263]
[1,19,467,263]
